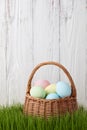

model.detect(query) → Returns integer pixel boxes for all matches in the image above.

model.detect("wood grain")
[0,0,7,105]
[6,0,33,105]
[0,0,87,106]
[33,0,60,84]
[60,0,87,106]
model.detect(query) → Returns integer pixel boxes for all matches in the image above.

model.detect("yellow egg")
[45,84,56,94]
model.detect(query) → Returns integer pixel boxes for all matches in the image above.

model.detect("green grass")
[0,105,87,130]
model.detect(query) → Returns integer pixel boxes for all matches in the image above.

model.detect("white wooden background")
[0,0,87,106]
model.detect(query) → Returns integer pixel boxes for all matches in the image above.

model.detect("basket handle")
[26,61,76,97]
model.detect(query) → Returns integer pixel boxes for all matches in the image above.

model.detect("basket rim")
[26,94,77,103]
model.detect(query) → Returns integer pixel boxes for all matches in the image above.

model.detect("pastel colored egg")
[34,80,50,89]
[56,81,72,98]
[45,84,56,94]
[46,93,60,99]
[30,86,46,98]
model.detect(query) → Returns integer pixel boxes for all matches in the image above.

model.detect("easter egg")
[45,84,56,94]
[56,81,72,98]
[30,86,46,98]
[34,80,50,89]
[46,93,60,100]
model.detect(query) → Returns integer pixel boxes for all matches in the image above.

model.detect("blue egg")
[56,81,71,98]
[46,93,60,100]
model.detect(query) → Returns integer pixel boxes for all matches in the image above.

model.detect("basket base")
[23,96,78,118]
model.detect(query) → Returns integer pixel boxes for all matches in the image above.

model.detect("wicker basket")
[23,61,78,118]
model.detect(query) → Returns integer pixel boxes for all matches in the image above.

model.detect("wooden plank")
[0,48,7,105]
[6,0,33,105]
[60,0,87,106]
[0,0,87,107]
[0,0,7,105]
[33,0,60,84]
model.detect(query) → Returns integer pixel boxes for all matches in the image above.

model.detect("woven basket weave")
[23,61,78,118]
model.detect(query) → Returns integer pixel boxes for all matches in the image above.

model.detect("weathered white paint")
[5,0,33,105]
[33,0,60,83]
[60,0,87,106]
[0,0,87,106]
[0,0,7,105]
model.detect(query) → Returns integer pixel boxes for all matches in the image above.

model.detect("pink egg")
[34,80,50,89]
